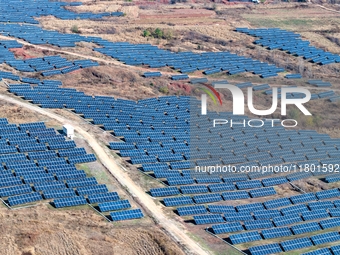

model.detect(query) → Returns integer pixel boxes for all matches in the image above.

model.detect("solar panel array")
[8,77,340,239]
[0,0,123,24]
[0,119,142,221]
[236,27,340,65]
[0,11,338,249]
[5,55,98,75]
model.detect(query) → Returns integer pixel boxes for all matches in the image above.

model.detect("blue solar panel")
[211,222,243,234]
[110,209,144,221]
[302,209,329,221]
[280,237,313,252]
[330,245,340,254]
[177,205,207,216]
[262,227,292,239]
[249,243,283,255]
[43,188,76,199]
[180,185,209,194]
[222,191,249,200]
[0,184,32,197]
[8,192,42,206]
[193,214,225,225]
[273,214,302,227]
[301,248,332,255]
[244,219,273,230]
[66,177,98,188]
[311,231,340,245]
[54,196,87,208]
[193,193,222,204]
[229,231,262,244]
[87,192,120,204]
[291,222,322,235]
[98,200,131,212]
[150,186,180,197]
[319,217,340,229]
[77,184,108,195]
[163,196,194,207]
[208,204,235,214]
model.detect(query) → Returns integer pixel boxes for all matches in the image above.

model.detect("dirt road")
[0,94,209,255]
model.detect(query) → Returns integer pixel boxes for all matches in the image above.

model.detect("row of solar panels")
[236,27,340,65]
[0,119,144,221]
[0,38,99,76]
[248,232,340,255]
[0,0,123,25]
[162,189,340,207]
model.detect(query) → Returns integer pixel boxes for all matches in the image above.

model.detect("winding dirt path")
[0,94,209,255]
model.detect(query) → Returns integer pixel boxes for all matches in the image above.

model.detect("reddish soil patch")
[10,48,36,60]
[139,9,216,19]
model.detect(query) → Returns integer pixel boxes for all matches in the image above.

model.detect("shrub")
[143,30,151,37]
[142,28,173,40]
[153,28,163,39]
[159,86,169,94]
[71,25,80,34]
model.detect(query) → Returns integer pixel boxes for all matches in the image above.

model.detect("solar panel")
[208,204,235,214]
[192,193,222,204]
[180,185,209,194]
[176,205,207,216]
[167,177,194,186]
[244,219,273,230]
[208,183,235,192]
[54,196,87,208]
[262,227,292,239]
[319,217,340,229]
[290,192,317,204]
[33,181,66,192]
[253,209,282,219]
[221,191,249,200]
[280,237,313,252]
[330,245,340,254]
[328,208,340,217]
[163,196,194,207]
[211,222,244,234]
[149,186,180,197]
[308,201,334,210]
[262,177,288,186]
[225,212,254,222]
[43,188,76,199]
[249,187,276,198]
[66,177,98,188]
[302,209,329,221]
[315,188,340,199]
[273,214,302,227]
[0,184,32,197]
[8,192,42,206]
[291,222,322,235]
[98,200,131,212]
[229,231,262,244]
[236,202,264,212]
[76,184,108,195]
[235,180,262,190]
[110,209,144,221]
[301,248,332,255]
[249,243,283,255]
[310,231,340,245]
[87,192,120,204]
[193,214,225,225]
[280,204,309,215]
[264,197,292,209]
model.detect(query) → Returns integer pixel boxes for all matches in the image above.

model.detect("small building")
[63,124,74,140]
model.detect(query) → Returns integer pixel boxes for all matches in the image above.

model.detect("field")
[1,1,340,255]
